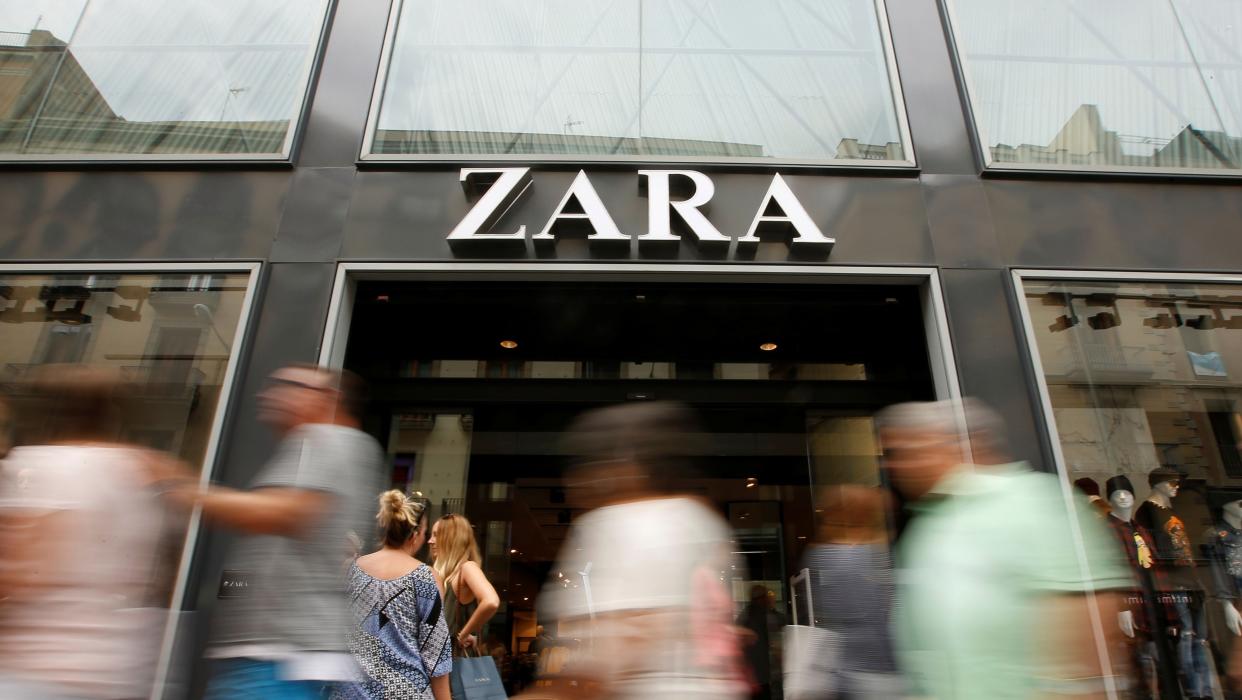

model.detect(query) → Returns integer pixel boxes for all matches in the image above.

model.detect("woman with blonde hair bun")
[337,490,451,700]
[430,513,500,660]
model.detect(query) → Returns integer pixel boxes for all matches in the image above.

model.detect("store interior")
[342,279,937,693]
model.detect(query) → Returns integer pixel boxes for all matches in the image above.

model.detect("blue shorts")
[205,658,334,700]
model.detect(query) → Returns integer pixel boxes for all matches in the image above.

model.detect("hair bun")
[378,489,409,527]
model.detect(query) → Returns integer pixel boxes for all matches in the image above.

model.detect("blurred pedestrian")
[801,484,903,699]
[430,513,500,660]
[336,490,451,700]
[881,399,1133,699]
[0,366,172,698]
[150,364,384,699]
[0,392,12,460]
[737,585,781,700]
[534,401,747,700]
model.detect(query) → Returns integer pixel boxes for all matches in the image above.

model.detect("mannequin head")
[1153,480,1180,499]
[1225,500,1242,521]
[1106,475,1136,520]
[1110,489,1135,511]
[1147,467,1181,502]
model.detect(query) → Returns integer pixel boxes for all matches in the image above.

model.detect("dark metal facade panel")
[885,0,980,176]
[938,267,1048,468]
[982,179,1242,272]
[922,174,1002,269]
[271,167,357,262]
[0,171,291,261]
[295,0,395,168]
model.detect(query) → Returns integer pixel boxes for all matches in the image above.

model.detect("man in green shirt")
[879,400,1133,699]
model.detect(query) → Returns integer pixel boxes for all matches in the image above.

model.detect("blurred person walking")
[151,364,384,699]
[430,513,501,661]
[336,490,451,700]
[738,585,780,700]
[0,367,173,699]
[532,402,747,700]
[880,399,1133,700]
[799,484,903,699]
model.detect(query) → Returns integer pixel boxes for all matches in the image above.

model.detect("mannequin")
[1105,475,1176,699]
[1204,495,1242,636]
[1135,467,1212,700]
[1075,477,1112,518]
[1105,482,1143,637]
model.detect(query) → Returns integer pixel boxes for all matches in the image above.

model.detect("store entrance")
[341,278,938,695]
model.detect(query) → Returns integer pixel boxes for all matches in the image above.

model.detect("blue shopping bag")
[450,653,507,700]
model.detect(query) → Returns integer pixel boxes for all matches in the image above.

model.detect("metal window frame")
[0,0,335,165]
[357,0,918,169]
[940,0,1242,180]
[0,261,263,698]
[316,262,962,403]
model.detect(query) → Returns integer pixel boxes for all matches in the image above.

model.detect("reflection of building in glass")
[373,130,905,160]
[371,129,767,158]
[991,104,1242,170]
[835,138,904,161]
[0,29,286,155]
[0,274,245,461]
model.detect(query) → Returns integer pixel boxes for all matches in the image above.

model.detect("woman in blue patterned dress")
[336,491,452,699]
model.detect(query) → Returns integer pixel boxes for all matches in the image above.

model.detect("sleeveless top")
[443,573,478,659]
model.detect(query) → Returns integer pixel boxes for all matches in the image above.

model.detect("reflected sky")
[0,0,326,123]
[954,0,1242,155]
[374,0,907,158]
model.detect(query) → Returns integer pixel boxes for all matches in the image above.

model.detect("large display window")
[0,1,331,161]
[1017,271,1242,699]
[362,0,913,165]
[0,263,260,691]
[945,0,1242,176]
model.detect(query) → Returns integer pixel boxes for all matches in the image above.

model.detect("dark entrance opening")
[343,279,937,693]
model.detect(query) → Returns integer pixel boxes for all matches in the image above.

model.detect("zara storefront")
[3,0,1242,698]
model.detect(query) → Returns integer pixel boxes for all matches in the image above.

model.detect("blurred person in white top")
[0,366,172,699]
[534,402,747,700]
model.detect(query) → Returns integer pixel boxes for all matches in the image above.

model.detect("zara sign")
[446,168,834,256]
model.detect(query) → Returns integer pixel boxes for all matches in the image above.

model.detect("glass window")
[948,0,1242,173]
[0,1,329,159]
[0,270,253,600]
[367,0,911,163]
[1023,277,1242,696]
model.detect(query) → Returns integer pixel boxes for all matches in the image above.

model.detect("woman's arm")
[456,560,500,645]
[430,673,451,700]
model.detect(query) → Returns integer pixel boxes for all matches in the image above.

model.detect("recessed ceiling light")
[500,339,518,349]
[759,342,778,351]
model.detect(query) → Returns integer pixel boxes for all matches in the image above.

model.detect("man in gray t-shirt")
[155,365,383,698]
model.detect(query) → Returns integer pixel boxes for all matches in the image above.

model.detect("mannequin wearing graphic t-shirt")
[1135,467,1212,700]
[1106,475,1181,699]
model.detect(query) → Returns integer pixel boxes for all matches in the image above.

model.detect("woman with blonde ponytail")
[336,491,451,700]
[429,514,500,663]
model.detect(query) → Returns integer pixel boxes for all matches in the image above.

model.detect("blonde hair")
[377,490,429,548]
[432,513,482,590]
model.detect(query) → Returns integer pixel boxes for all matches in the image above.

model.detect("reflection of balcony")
[1052,343,1154,382]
